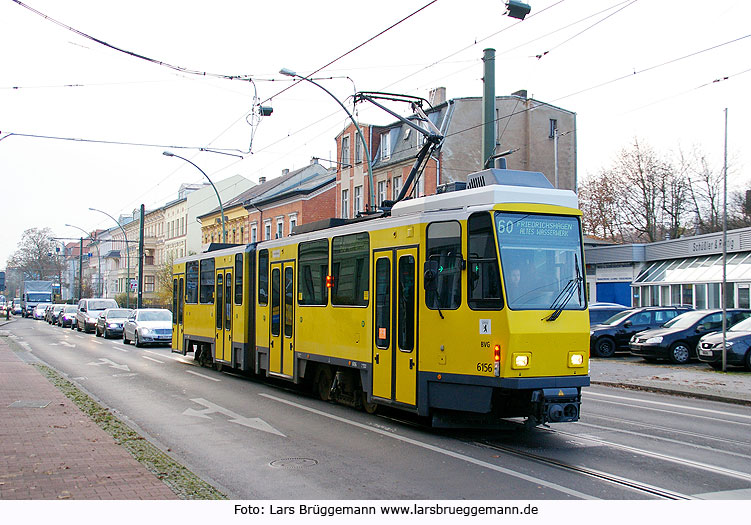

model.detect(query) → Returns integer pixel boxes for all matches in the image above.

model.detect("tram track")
[475,440,694,500]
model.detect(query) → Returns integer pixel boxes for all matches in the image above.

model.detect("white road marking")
[186,369,220,382]
[260,393,595,500]
[92,340,102,345]
[141,355,164,364]
[584,391,751,424]
[111,345,129,353]
[86,357,130,372]
[59,341,76,348]
[183,398,285,437]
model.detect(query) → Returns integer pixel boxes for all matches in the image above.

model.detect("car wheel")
[593,337,616,358]
[103,329,110,339]
[744,350,751,372]
[95,326,101,337]
[134,332,142,348]
[669,342,691,364]
[123,331,130,345]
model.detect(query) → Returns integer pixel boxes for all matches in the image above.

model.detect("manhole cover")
[9,400,50,408]
[269,458,318,469]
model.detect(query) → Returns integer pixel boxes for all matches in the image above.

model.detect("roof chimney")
[259,176,266,184]
[511,89,528,99]
[429,87,446,106]
[282,168,290,176]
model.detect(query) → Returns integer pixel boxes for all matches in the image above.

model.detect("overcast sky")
[2,0,749,270]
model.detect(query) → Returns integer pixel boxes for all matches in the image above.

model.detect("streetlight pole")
[163,152,226,243]
[89,208,131,308]
[65,223,102,297]
[279,68,375,211]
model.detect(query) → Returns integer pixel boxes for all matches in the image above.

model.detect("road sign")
[130,279,137,292]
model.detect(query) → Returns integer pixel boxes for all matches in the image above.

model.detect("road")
[5,317,751,500]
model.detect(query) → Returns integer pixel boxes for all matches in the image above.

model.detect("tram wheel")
[316,366,333,401]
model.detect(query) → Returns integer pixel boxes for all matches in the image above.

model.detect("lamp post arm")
[296,75,375,211]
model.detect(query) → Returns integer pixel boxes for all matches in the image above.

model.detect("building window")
[355,137,362,164]
[354,186,362,214]
[377,180,387,206]
[144,275,155,293]
[549,118,558,138]
[392,176,402,200]
[264,221,271,241]
[251,225,257,243]
[342,189,349,219]
[380,131,391,160]
[289,216,297,233]
[341,135,350,167]
[276,219,283,239]
[240,226,244,243]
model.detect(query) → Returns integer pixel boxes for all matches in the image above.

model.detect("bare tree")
[6,227,61,281]
[682,147,723,234]
[579,170,624,241]
[154,253,174,309]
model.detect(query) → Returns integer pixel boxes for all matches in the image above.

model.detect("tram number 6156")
[476,362,493,373]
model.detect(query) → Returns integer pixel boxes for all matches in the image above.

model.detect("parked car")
[697,316,751,371]
[95,308,133,338]
[629,309,751,364]
[12,299,22,315]
[47,304,65,324]
[58,305,78,327]
[32,303,51,320]
[76,298,119,333]
[590,306,692,358]
[123,308,173,347]
[589,302,630,326]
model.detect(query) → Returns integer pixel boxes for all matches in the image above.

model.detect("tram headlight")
[511,353,530,369]
[568,352,585,368]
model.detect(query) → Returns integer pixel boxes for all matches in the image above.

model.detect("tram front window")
[496,212,584,311]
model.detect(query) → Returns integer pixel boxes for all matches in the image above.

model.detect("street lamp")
[279,67,375,211]
[65,223,102,297]
[163,152,227,243]
[89,208,131,308]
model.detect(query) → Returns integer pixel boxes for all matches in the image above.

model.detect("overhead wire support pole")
[90,207,131,309]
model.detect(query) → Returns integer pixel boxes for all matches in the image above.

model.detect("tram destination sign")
[496,213,580,246]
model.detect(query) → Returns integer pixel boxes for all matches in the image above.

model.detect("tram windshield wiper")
[542,255,583,322]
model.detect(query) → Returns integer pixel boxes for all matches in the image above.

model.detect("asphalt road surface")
[6,317,751,500]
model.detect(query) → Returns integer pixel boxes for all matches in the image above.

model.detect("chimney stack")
[429,87,447,106]
[259,176,266,184]
[282,168,290,176]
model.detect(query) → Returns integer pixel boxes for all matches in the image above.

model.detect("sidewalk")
[0,333,178,500]
[590,356,751,405]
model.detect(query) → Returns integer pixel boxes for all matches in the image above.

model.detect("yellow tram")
[172,167,589,426]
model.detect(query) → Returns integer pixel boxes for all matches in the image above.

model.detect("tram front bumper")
[531,387,581,424]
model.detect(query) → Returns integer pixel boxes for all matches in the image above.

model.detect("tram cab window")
[199,259,215,304]
[426,221,462,310]
[298,239,329,306]
[185,261,199,304]
[468,213,503,310]
[331,233,369,307]
[258,249,269,305]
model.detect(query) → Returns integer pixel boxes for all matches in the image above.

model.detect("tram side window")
[172,279,178,315]
[258,249,269,305]
[468,213,503,310]
[234,253,243,305]
[426,221,462,310]
[331,233,369,306]
[375,257,390,348]
[199,259,215,304]
[185,261,199,304]
[298,239,328,306]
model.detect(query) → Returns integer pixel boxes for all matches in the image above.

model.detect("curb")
[591,380,751,407]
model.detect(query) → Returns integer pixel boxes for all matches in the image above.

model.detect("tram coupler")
[530,387,581,424]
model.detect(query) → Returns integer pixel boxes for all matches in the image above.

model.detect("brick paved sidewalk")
[0,337,178,499]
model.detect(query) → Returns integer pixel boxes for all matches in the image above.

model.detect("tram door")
[214,268,233,363]
[172,275,185,353]
[372,247,418,406]
[269,262,295,377]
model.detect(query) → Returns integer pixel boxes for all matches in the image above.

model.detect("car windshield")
[106,309,132,319]
[601,309,633,325]
[53,305,64,311]
[64,306,77,312]
[662,311,707,328]
[730,316,751,332]
[89,300,117,310]
[138,310,172,322]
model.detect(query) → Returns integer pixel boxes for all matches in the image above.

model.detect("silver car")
[122,308,173,347]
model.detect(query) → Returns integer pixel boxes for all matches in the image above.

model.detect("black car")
[589,302,630,326]
[629,309,751,364]
[95,308,133,338]
[590,306,692,358]
[57,305,78,327]
[697,316,751,370]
